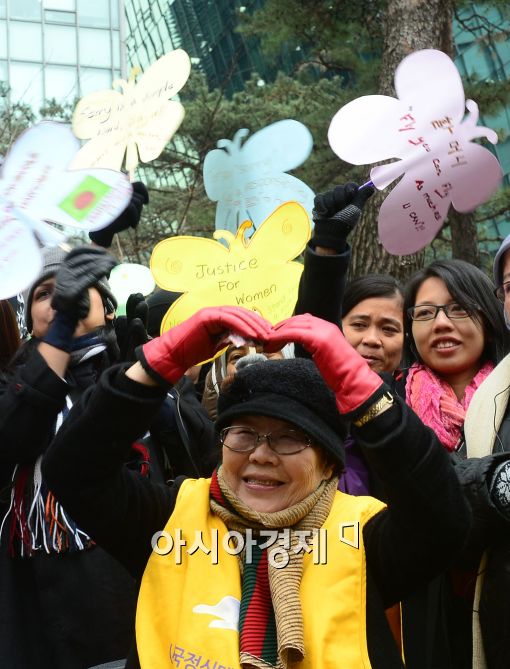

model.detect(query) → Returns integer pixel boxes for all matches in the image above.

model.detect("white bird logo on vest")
[192,596,240,631]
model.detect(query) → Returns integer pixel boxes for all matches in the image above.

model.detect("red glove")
[136,306,273,386]
[266,313,383,415]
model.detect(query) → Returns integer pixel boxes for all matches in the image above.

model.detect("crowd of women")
[1,181,510,669]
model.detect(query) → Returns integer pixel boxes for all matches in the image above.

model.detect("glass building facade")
[454,3,510,243]
[125,0,299,97]
[0,0,124,111]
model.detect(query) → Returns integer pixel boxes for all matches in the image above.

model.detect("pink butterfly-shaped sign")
[328,49,503,255]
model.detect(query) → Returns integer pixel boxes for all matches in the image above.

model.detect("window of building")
[112,30,120,69]
[45,24,77,64]
[0,20,6,59]
[9,61,43,109]
[45,63,78,101]
[0,0,6,18]
[9,0,41,20]
[79,28,112,67]
[44,10,76,24]
[43,0,76,9]
[9,21,42,62]
[110,0,119,29]
[80,66,113,95]
[77,0,110,28]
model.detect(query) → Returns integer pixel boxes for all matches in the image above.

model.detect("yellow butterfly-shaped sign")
[71,49,191,175]
[150,202,311,334]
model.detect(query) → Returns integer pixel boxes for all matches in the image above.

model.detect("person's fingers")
[342,182,359,205]
[351,184,375,209]
[126,293,145,320]
[132,181,149,204]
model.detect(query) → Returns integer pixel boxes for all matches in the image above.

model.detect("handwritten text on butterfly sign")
[195,258,259,281]
[0,212,26,264]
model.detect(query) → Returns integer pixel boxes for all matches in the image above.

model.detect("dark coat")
[42,364,471,669]
[0,346,138,669]
[0,343,215,669]
[386,369,510,669]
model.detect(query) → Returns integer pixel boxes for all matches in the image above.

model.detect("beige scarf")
[210,467,338,669]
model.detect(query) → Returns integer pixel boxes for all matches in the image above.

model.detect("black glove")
[43,247,117,352]
[51,246,117,322]
[311,182,374,252]
[115,292,149,362]
[89,182,149,248]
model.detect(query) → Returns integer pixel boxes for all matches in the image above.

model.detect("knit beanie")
[216,358,346,467]
[25,246,118,333]
[25,246,68,333]
[493,233,510,287]
[493,233,510,330]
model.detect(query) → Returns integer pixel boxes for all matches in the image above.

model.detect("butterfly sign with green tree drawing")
[150,202,311,334]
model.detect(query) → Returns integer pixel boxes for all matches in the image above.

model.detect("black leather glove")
[311,182,374,252]
[89,182,149,248]
[115,292,149,362]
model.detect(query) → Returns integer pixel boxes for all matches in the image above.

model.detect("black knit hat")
[216,358,346,467]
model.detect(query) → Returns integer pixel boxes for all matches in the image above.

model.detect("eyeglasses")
[407,302,472,321]
[494,281,510,302]
[220,426,311,455]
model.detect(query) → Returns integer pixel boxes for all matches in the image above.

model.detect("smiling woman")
[42,306,471,669]
[391,259,510,669]
[403,259,508,441]
[341,274,404,374]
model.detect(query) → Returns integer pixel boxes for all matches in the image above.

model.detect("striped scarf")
[210,467,338,669]
[0,340,107,556]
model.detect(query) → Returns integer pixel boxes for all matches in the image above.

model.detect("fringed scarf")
[405,361,494,451]
[0,338,107,557]
[210,467,338,669]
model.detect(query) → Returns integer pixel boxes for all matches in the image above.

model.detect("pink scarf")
[405,362,494,451]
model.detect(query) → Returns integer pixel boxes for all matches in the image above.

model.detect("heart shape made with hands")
[214,312,337,359]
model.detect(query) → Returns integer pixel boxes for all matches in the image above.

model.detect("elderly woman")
[42,306,470,669]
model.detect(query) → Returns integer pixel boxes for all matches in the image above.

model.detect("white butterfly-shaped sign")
[203,120,315,235]
[71,49,191,175]
[0,121,132,299]
[328,49,503,255]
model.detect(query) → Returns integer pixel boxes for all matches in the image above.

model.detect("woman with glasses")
[402,259,508,451]
[41,305,471,669]
[458,235,510,669]
[389,259,509,669]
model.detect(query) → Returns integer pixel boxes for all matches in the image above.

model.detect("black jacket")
[0,342,215,669]
[0,346,138,669]
[43,364,471,669]
[293,243,349,357]
[385,369,510,669]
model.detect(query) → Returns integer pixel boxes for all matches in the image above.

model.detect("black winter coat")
[385,369,510,669]
[0,343,216,669]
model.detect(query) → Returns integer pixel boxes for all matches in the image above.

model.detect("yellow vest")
[137,478,385,668]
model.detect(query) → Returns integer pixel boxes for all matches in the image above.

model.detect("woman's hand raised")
[136,306,273,387]
[267,313,384,416]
